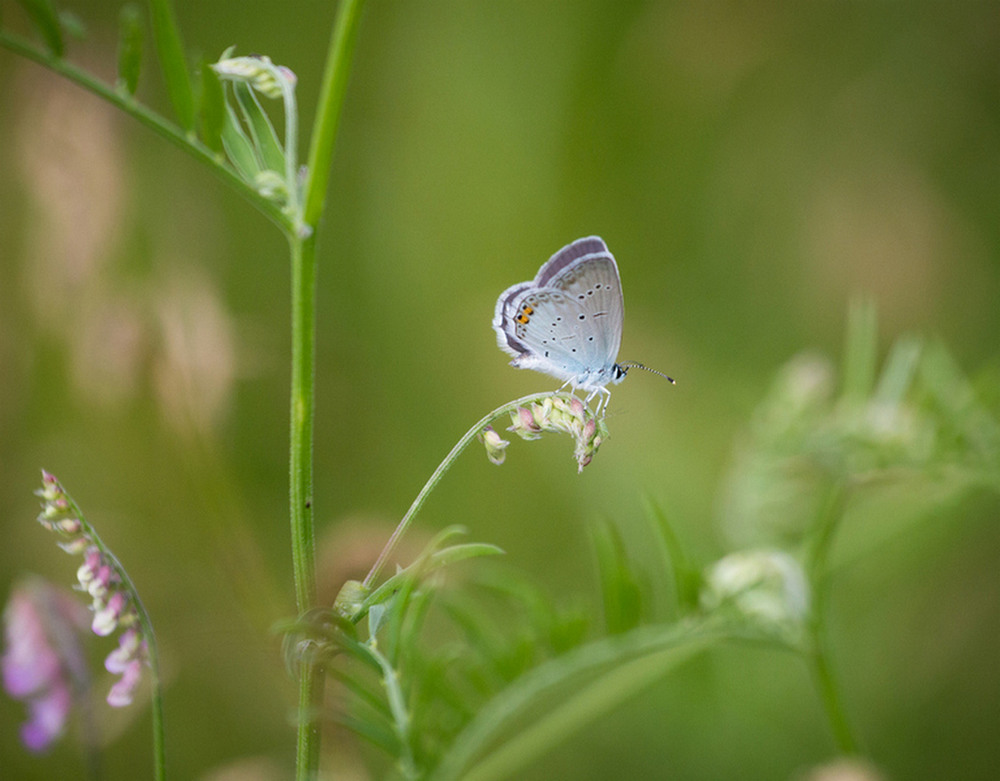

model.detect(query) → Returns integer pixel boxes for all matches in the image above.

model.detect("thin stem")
[804,480,859,754]
[370,644,418,779]
[0,30,290,232]
[809,636,858,754]
[302,0,368,229]
[362,392,577,590]
[53,482,167,780]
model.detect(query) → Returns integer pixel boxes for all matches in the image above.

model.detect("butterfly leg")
[585,387,611,417]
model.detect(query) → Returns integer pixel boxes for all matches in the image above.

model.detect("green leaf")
[233,81,286,175]
[643,495,700,614]
[149,0,194,130]
[333,710,401,755]
[431,620,734,781]
[590,520,642,635]
[16,0,64,56]
[356,531,503,622]
[198,59,226,154]
[116,5,143,96]
[873,335,921,406]
[221,103,261,181]
[328,666,392,720]
[842,296,878,403]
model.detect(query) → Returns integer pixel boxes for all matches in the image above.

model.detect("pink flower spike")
[86,563,115,599]
[105,628,142,674]
[57,538,90,555]
[92,591,128,637]
[56,518,82,534]
[517,406,540,432]
[106,659,143,707]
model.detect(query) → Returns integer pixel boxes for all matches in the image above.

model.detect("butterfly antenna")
[619,361,676,384]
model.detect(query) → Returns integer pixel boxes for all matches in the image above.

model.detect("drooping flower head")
[33,471,151,709]
[495,394,610,473]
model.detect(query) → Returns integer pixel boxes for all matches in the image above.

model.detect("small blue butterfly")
[493,236,673,412]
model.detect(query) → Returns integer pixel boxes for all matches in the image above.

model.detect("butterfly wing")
[493,237,624,389]
[535,236,623,370]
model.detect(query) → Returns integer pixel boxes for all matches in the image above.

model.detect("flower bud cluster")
[35,471,148,708]
[212,54,297,99]
[506,395,609,472]
[700,549,810,637]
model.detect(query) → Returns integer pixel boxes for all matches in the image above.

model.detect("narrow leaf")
[221,104,261,181]
[233,81,286,174]
[16,0,64,56]
[873,336,921,406]
[148,0,195,130]
[198,59,226,154]
[590,521,642,635]
[116,5,143,96]
[333,711,401,755]
[328,666,391,719]
[432,620,730,781]
[843,297,878,403]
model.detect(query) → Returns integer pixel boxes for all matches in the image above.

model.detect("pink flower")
[2,579,90,753]
[31,471,152,712]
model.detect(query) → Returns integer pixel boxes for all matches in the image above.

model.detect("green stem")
[809,635,858,754]
[302,0,368,229]
[804,480,859,754]
[362,392,577,590]
[288,235,318,615]
[289,231,321,780]
[289,2,368,778]
[53,481,167,780]
[0,30,290,232]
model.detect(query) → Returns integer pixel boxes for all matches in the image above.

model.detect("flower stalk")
[31,471,166,780]
[362,392,609,592]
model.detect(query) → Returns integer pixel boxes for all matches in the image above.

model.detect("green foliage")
[316,302,1000,780]
[115,5,142,96]
[15,0,63,56]
[197,57,226,154]
[148,0,194,131]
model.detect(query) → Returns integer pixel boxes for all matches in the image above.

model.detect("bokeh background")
[1,1,998,779]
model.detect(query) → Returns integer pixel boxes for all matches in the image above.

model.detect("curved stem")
[53,482,167,780]
[0,30,290,232]
[362,392,576,590]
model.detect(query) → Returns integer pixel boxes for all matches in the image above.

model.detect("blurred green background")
[1,1,998,779]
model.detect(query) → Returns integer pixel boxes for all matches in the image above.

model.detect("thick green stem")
[289,233,318,615]
[289,2,368,778]
[289,230,321,780]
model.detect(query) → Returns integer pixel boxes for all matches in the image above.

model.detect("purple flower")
[104,629,147,708]
[2,579,90,752]
[32,471,152,709]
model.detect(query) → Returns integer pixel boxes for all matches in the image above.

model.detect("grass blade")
[148,0,194,130]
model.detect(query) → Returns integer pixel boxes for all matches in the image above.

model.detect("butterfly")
[493,236,673,412]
